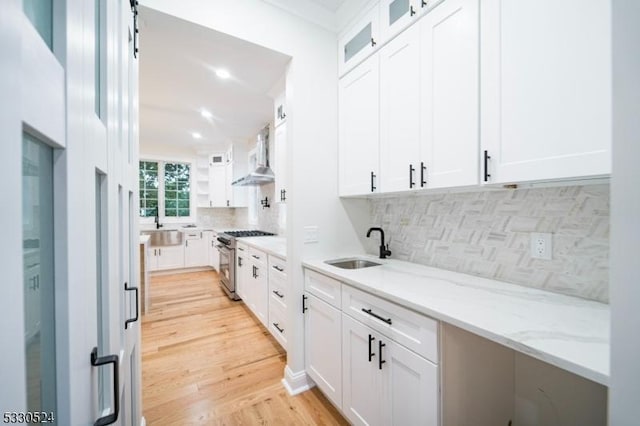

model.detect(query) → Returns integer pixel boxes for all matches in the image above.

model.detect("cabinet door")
[225,162,233,207]
[481,0,611,183]
[148,247,159,271]
[382,339,439,425]
[209,164,226,207]
[184,237,208,267]
[379,24,421,193]
[419,0,479,189]
[339,4,379,76]
[251,262,268,327]
[274,91,287,127]
[304,293,343,409]
[274,124,287,203]
[379,0,423,43]
[342,314,382,426]
[157,245,184,270]
[339,54,380,196]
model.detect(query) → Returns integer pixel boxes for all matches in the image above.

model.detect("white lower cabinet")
[150,245,185,271]
[304,267,440,425]
[184,233,208,267]
[304,293,343,409]
[247,247,268,327]
[235,243,249,300]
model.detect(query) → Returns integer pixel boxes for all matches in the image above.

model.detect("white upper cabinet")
[339,54,380,196]
[339,4,380,77]
[379,0,423,43]
[208,163,226,207]
[419,0,479,189]
[379,24,421,193]
[274,123,287,202]
[480,0,611,184]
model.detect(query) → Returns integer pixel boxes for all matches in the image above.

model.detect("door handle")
[272,265,284,272]
[379,341,386,370]
[421,162,427,187]
[238,257,243,267]
[273,290,284,298]
[302,294,308,313]
[361,308,393,325]
[484,150,491,182]
[124,282,139,330]
[90,347,119,426]
[409,164,416,188]
[368,334,376,362]
[410,5,416,16]
[371,171,376,192]
[273,323,284,333]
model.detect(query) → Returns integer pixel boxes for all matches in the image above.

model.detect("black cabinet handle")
[91,347,119,426]
[273,290,284,298]
[252,254,260,260]
[361,308,392,325]
[409,164,416,188]
[272,265,284,272]
[421,162,427,187]
[378,341,386,370]
[371,171,376,192]
[368,334,376,362]
[186,240,188,248]
[273,323,285,333]
[371,37,376,47]
[484,150,491,182]
[238,256,243,267]
[302,294,308,313]
[410,5,416,16]
[158,248,161,256]
[421,0,428,7]
[124,282,139,330]
[281,189,287,202]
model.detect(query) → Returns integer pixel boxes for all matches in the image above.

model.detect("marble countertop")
[303,255,610,386]
[139,234,150,244]
[237,236,287,259]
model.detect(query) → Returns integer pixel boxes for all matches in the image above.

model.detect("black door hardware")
[273,323,285,333]
[370,171,377,192]
[252,265,257,278]
[366,227,392,259]
[91,347,119,426]
[362,308,393,325]
[371,37,377,47]
[280,189,287,202]
[129,0,139,58]
[421,0,428,7]
[272,265,284,272]
[409,164,416,188]
[124,282,139,330]
[378,341,386,370]
[302,294,308,313]
[368,334,376,362]
[238,256,243,267]
[261,197,270,209]
[227,200,230,207]
[410,5,416,16]
[421,162,427,187]
[484,150,491,182]
[273,290,284,298]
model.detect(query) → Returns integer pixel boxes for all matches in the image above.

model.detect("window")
[139,161,158,217]
[164,163,190,217]
[139,160,191,219]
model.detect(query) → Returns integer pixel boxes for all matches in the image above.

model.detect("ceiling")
[309,0,347,11]
[139,6,291,154]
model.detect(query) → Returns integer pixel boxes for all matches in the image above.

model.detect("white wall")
[610,0,640,423]
[139,0,366,392]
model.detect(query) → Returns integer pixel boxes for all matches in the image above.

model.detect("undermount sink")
[325,257,381,270]
[141,229,183,247]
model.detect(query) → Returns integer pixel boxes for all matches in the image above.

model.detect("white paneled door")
[0,1,141,425]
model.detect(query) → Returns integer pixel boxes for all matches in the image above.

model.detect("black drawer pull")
[273,290,284,298]
[361,308,392,325]
[252,254,260,260]
[91,347,119,426]
[272,265,284,272]
[273,323,284,333]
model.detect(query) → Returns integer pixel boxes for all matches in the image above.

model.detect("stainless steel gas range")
[216,230,275,300]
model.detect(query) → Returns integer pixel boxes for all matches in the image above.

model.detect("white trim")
[281,365,315,396]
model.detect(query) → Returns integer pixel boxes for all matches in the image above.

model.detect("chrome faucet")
[367,227,391,259]
[154,207,163,230]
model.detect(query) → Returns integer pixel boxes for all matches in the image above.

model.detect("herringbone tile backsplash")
[365,184,610,303]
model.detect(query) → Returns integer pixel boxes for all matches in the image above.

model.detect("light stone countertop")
[237,236,287,259]
[303,255,610,386]
[139,234,150,244]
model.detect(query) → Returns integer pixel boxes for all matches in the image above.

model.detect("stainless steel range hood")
[232,125,275,186]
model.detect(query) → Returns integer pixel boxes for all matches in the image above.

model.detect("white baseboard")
[141,417,146,426]
[282,365,315,396]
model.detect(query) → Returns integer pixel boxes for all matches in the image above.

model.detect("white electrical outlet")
[530,233,552,260]
[304,226,319,243]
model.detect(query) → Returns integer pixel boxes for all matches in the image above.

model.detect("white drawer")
[268,254,287,280]
[183,231,203,240]
[269,298,287,350]
[249,247,267,265]
[269,272,287,309]
[304,269,341,309]
[236,242,248,254]
[342,284,439,363]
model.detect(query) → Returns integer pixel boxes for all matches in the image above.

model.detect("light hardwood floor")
[142,270,348,425]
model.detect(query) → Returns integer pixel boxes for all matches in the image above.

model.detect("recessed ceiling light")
[215,69,231,79]
[200,109,213,119]
[192,132,202,139]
